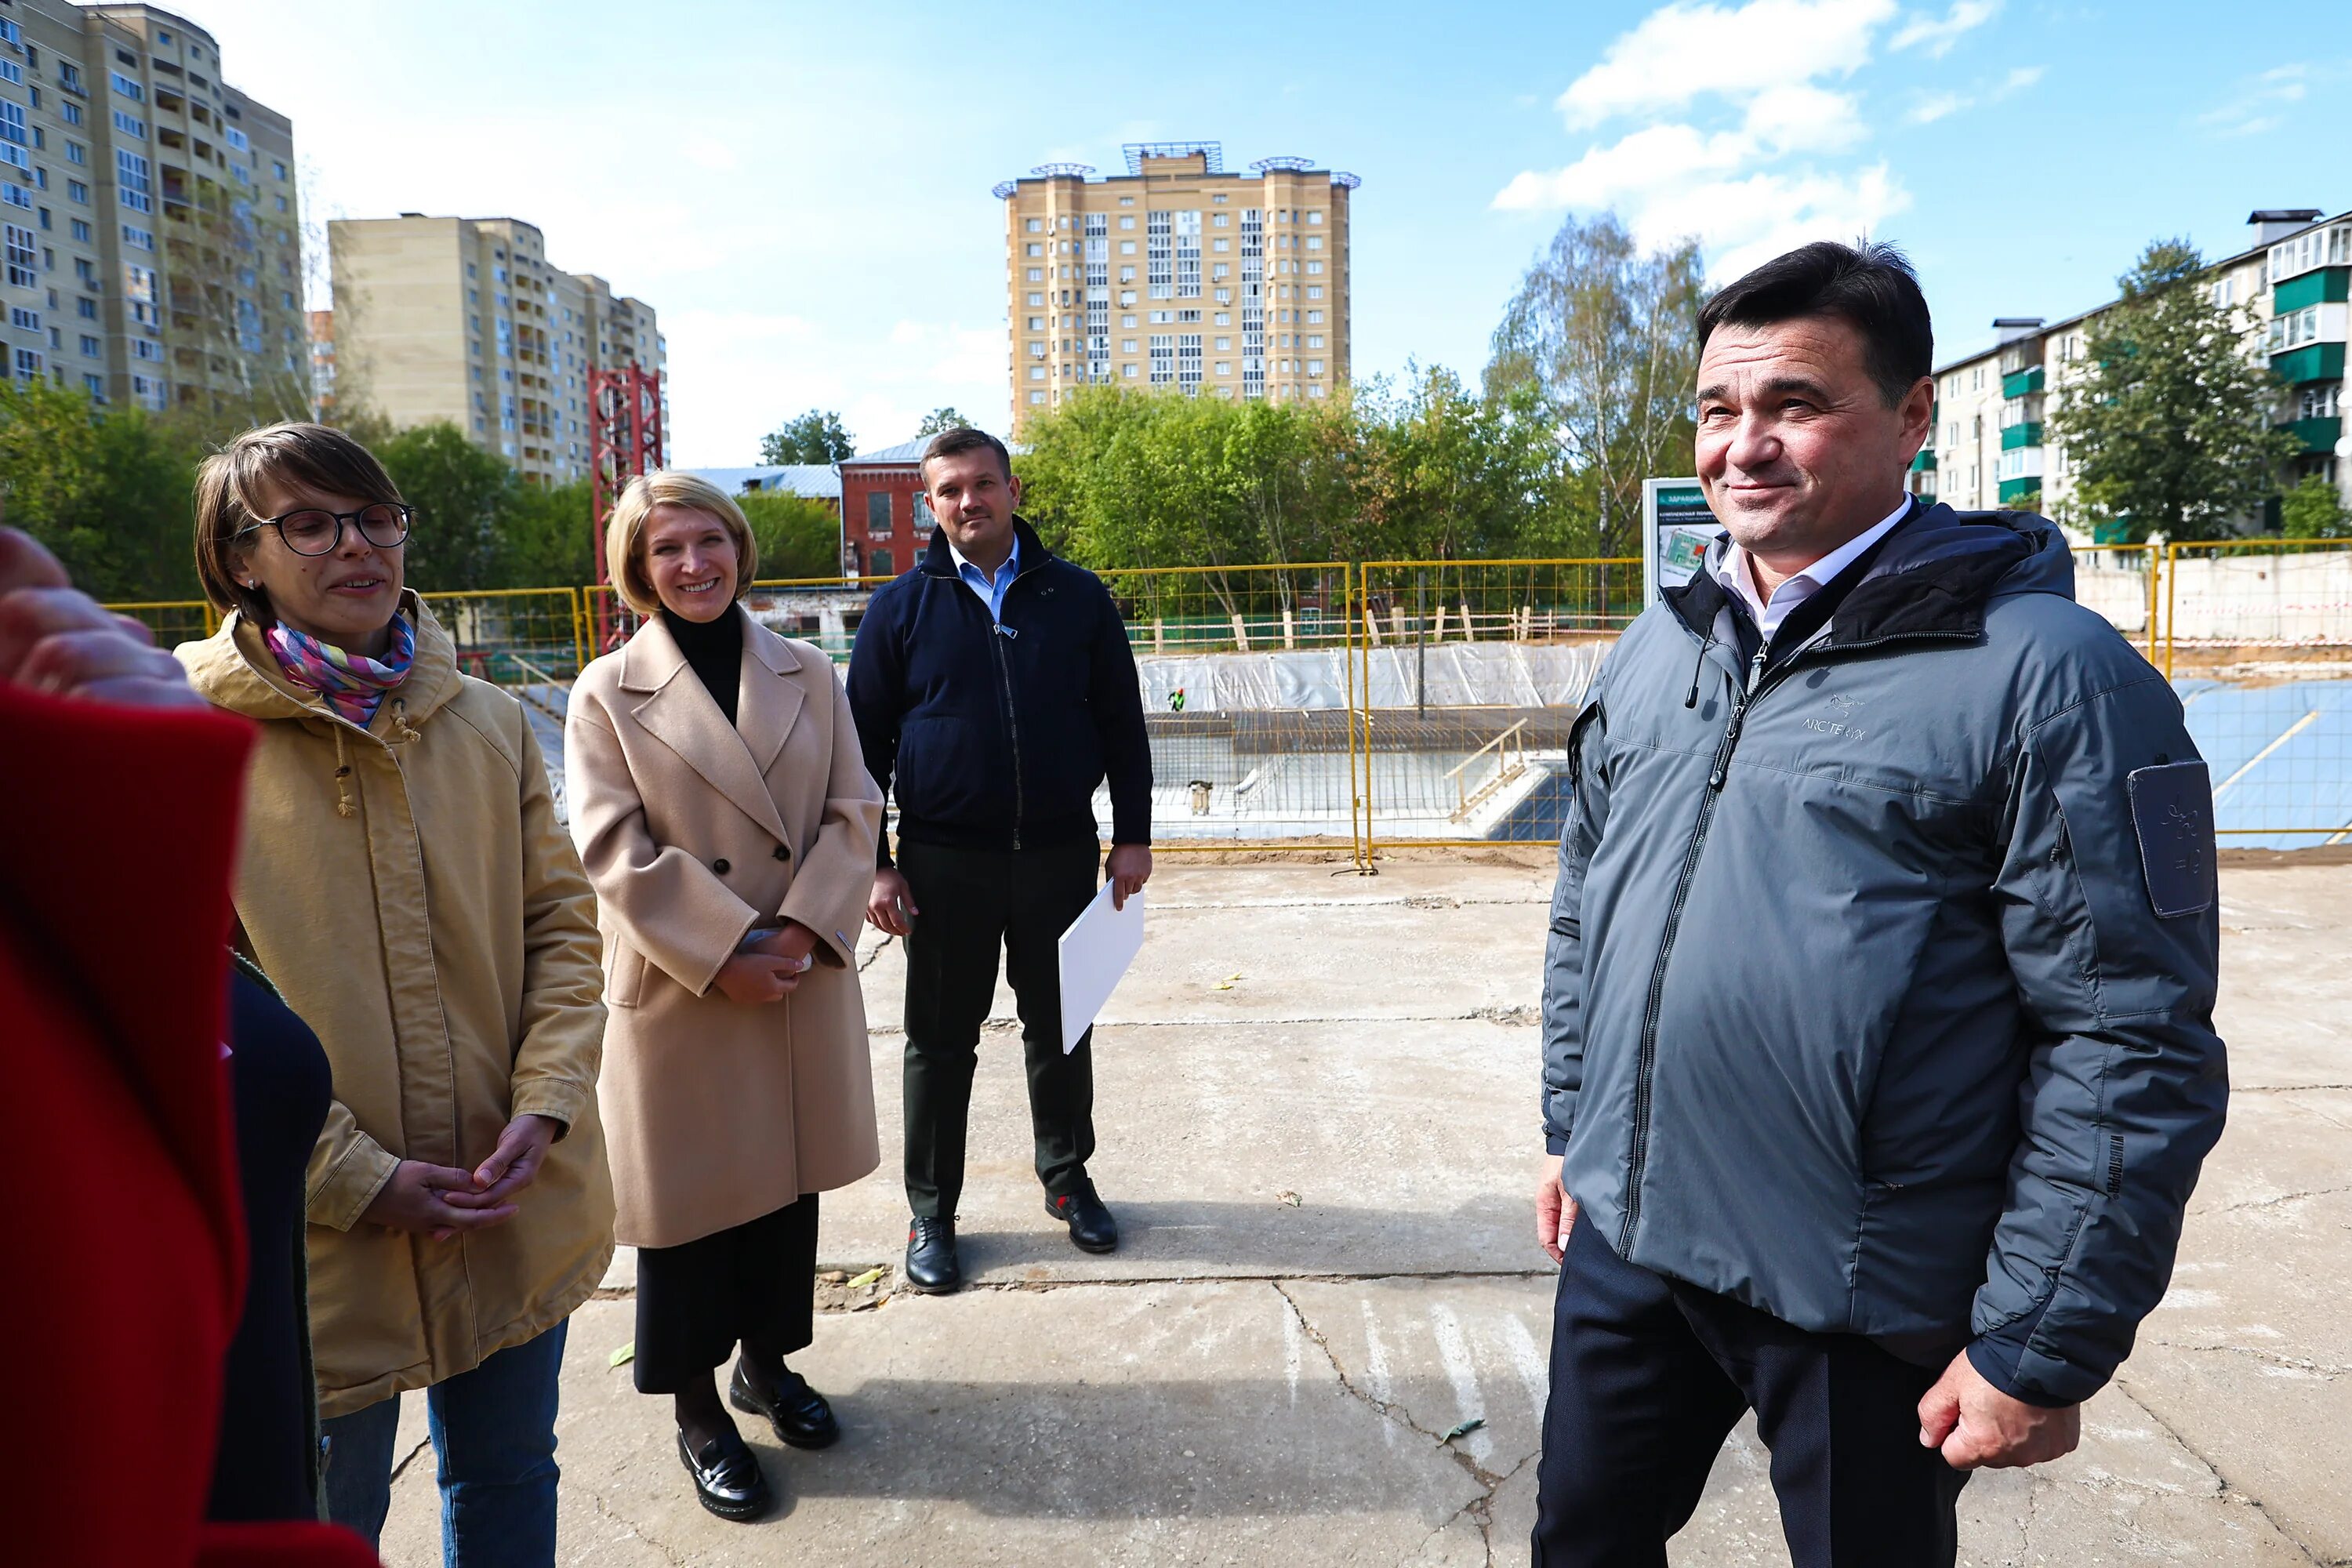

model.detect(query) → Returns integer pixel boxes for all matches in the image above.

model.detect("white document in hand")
[1056,881,1145,1054]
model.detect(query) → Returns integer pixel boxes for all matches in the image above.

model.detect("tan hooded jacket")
[179,595,615,1418]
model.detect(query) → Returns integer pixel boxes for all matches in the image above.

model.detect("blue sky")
[192,0,2339,465]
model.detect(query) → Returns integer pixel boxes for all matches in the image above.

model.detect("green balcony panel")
[2000,422,2043,451]
[2001,366,2045,398]
[1998,477,2042,506]
[2285,415,2343,453]
[2271,342,2347,384]
[2273,267,2350,314]
[1910,448,1936,471]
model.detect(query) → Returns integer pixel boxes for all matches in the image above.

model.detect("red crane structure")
[588,362,666,652]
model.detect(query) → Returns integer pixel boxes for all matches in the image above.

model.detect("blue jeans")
[321,1321,568,1567]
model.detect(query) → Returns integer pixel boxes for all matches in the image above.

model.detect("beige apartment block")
[326,213,666,485]
[995,142,1358,434]
[1925,207,2347,528]
[0,3,303,417]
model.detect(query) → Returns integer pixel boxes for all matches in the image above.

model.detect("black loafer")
[677,1428,769,1522]
[730,1361,840,1450]
[906,1215,962,1294]
[1048,1181,1119,1254]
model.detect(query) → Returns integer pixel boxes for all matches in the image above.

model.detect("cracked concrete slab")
[376,859,2350,1566]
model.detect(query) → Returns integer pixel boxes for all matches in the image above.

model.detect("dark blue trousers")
[1530,1217,1969,1567]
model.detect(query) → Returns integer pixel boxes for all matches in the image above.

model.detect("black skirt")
[632,1196,820,1394]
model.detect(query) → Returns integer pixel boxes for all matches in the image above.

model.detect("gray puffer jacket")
[1544,503,2227,1405]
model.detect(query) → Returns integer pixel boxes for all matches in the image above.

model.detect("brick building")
[838,437,933,579]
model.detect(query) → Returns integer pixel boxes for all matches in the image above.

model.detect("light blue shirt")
[948,535,1021,624]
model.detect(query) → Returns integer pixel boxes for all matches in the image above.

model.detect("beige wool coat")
[566,609,884,1250]
[179,597,615,1419]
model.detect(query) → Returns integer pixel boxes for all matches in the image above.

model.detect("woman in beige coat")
[566,471,882,1522]
[178,423,614,1564]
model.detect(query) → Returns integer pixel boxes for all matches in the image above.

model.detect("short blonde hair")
[605,470,760,615]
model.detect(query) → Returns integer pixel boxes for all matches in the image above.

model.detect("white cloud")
[1555,0,1896,127]
[1906,90,1968,123]
[2000,64,2045,93]
[1889,0,2000,58]
[2196,64,2315,139]
[1499,0,1906,277]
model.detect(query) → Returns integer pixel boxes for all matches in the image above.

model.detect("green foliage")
[2281,474,2352,539]
[739,490,844,580]
[1017,366,1601,603]
[0,379,203,601]
[495,480,596,588]
[1486,212,1704,556]
[376,423,517,592]
[760,409,855,466]
[2046,239,2303,543]
[916,407,971,437]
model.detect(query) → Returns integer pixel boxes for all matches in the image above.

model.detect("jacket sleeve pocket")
[605,940,648,1009]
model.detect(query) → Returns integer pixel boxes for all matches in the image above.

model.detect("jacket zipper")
[982,575,1029,851]
[1616,621,1982,1254]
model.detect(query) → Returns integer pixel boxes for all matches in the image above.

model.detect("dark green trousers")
[898,839,1101,1219]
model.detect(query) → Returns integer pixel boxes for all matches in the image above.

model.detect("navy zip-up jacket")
[846,517,1152,866]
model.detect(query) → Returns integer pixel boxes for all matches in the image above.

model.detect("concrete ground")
[376,855,2352,1567]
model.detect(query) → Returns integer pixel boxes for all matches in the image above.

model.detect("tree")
[916,407,973,437]
[375,423,517,593]
[0,379,201,602]
[739,491,844,579]
[494,479,596,588]
[1486,212,1704,557]
[2045,239,2302,543]
[759,409,855,466]
[2281,474,2352,539]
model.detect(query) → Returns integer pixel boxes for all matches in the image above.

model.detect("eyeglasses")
[237,503,412,557]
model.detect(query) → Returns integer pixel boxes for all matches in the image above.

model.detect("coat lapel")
[736,621,807,781]
[620,615,790,844]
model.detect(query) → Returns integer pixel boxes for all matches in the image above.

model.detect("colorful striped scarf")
[266,614,416,728]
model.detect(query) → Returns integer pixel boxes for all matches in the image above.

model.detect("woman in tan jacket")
[566,472,882,1522]
[178,424,614,1565]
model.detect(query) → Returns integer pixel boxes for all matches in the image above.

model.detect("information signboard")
[1642,477,1718,603]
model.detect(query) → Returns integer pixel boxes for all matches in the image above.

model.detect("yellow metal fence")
[106,538,2352,856]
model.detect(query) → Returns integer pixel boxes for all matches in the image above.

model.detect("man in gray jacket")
[1530,241,2227,1567]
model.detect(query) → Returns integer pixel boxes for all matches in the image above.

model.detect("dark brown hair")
[1697,241,1933,408]
[917,426,1013,488]
[194,422,405,625]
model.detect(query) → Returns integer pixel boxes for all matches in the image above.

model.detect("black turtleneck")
[661,604,743,728]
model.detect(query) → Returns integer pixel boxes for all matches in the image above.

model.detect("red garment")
[0,679,376,1568]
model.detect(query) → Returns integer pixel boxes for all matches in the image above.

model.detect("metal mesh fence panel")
[1097,563,1362,853]
[586,578,894,666]
[108,599,219,651]
[2163,539,2352,846]
[415,588,590,685]
[2071,543,2161,663]
[1354,560,1638,851]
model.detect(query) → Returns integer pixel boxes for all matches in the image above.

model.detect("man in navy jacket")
[847,427,1152,1294]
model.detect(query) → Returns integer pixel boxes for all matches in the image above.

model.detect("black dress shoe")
[905,1215,962,1294]
[1048,1180,1119,1254]
[677,1428,770,1522]
[730,1361,840,1450]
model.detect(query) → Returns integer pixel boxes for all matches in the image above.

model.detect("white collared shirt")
[947,534,1020,624]
[1714,499,1912,644]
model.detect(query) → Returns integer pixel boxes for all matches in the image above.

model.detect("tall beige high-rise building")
[0,3,305,416]
[995,143,1357,434]
[325,213,666,485]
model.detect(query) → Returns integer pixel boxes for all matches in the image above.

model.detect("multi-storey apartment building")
[1924,208,2349,528]
[325,213,666,485]
[1,3,303,416]
[995,142,1357,434]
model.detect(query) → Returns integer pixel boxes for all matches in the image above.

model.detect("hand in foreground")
[438,1113,564,1215]
[0,528,206,709]
[361,1158,518,1241]
[866,867,919,936]
[1105,843,1152,910]
[715,949,805,1004]
[1918,1347,2081,1469]
[1537,1151,1577,1264]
